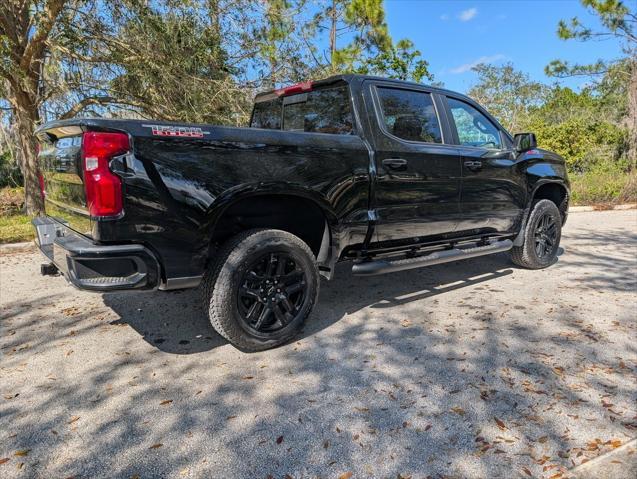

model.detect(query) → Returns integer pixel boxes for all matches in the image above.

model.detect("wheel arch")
[530,180,569,223]
[203,186,338,276]
[514,179,569,247]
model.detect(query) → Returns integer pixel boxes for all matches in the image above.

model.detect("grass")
[0,213,34,244]
[0,186,34,244]
[570,167,637,206]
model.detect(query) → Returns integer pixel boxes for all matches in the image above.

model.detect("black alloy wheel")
[533,213,558,259]
[510,199,562,269]
[237,252,307,334]
[202,228,319,351]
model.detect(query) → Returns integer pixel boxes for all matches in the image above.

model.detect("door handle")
[464,160,482,170]
[382,158,408,170]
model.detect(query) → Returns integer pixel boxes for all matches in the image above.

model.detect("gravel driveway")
[1,210,636,479]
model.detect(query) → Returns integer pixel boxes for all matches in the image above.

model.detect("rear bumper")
[33,216,160,292]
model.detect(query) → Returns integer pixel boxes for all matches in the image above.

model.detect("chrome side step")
[351,239,513,276]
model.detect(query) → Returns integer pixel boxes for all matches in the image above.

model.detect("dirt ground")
[1,209,636,478]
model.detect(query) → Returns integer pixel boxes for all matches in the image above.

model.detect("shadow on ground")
[101,251,516,354]
[1,214,635,478]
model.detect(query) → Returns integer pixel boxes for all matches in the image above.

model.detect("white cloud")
[459,7,478,21]
[440,13,450,21]
[449,54,506,74]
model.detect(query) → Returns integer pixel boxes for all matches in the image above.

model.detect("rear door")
[443,95,526,235]
[363,81,462,243]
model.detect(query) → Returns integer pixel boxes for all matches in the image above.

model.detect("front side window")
[447,97,501,149]
[376,87,442,143]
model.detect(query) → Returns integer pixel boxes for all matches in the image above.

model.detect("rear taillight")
[38,173,46,199]
[36,143,46,199]
[82,131,129,217]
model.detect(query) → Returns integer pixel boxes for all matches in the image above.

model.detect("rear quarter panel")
[98,124,371,280]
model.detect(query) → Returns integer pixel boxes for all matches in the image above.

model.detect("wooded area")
[0,0,635,224]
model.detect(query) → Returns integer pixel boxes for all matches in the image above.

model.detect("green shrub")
[526,117,626,172]
[0,150,23,188]
[570,164,637,205]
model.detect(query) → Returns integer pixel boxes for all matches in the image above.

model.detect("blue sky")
[383,0,626,92]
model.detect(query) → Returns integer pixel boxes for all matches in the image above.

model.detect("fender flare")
[514,179,569,246]
[201,184,340,272]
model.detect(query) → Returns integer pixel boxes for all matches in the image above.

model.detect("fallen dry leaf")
[0,458,9,465]
[338,473,353,479]
[494,417,506,430]
[68,416,80,424]
[450,406,465,416]
[159,400,173,406]
[522,467,532,477]
[149,443,163,449]
[13,450,29,457]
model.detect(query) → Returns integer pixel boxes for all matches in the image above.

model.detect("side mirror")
[513,132,537,152]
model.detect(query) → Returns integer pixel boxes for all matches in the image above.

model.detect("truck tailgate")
[37,127,92,237]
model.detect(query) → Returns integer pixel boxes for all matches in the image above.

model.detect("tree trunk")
[627,57,637,168]
[14,98,44,215]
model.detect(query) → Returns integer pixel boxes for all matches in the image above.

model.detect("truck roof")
[253,73,470,103]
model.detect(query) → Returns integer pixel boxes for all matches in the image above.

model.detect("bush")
[0,150,23,188]
[0,186,25,215]
[570,164,637,205]
[526,117,626,173]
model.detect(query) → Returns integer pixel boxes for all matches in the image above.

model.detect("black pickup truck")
[33,74,569,351]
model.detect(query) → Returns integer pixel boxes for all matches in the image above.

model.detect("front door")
[444,96,526,235]
[365,83,462,244]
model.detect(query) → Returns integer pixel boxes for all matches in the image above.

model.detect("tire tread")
[201,229,318,351]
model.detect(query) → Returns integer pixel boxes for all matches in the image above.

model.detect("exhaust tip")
[40,263,59,276]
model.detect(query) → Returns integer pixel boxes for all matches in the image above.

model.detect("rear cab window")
[250,83,353,135]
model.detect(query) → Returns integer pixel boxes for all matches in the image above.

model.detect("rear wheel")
[202,229,319,351]
[511,199,562,269]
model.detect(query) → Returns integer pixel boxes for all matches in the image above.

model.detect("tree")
[467,62,545,133]
[546,0,636,165]
[303,0,432,82]
[105,1,251,124]
[0,0,259,215]
[0,0,71,214]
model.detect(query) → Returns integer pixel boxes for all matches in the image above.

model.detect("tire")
[511,199,562,269]
[202,229,319,352]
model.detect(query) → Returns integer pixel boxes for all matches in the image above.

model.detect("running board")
[351,239,513,276]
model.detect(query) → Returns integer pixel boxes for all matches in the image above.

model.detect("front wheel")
[202,229,319,351]
[511,199,562,269]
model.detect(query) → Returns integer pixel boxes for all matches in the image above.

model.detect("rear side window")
[447,97,502,149]
[250,85,353,135]
[251,99,282,130]
[376,87,442,143]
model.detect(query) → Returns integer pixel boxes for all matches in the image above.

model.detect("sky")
[382,0,627,93]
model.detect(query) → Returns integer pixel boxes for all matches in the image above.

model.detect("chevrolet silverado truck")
[33,74,569,351]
